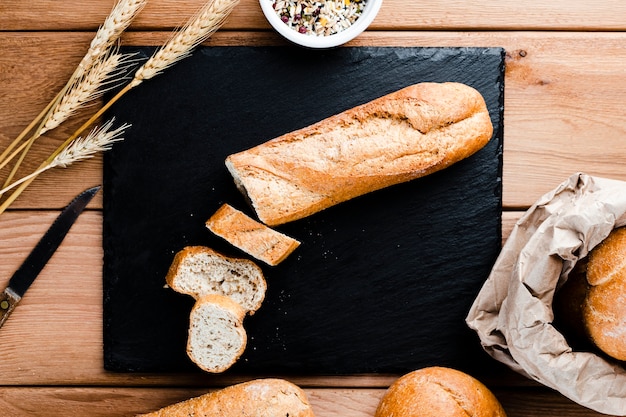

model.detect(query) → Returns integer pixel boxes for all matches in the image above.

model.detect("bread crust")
[226,82,493,226]
[206,203,300,266]
[136,378,316,417]
[375,367,507,417]
[583,226,626,360]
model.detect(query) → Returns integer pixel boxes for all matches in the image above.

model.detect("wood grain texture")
[2,31,626,210]
[1,0,626,31]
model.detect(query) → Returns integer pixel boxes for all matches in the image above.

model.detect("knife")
[0,185,101,330]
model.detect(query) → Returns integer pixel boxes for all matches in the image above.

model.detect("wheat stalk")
[130,0,240,88]
[0,52,132,173]
[0,51,136,189]
[0,0,239,214]
[0,120,128,198]
[0,0,146,159]
[32,0,240,162]
[0,0,146,178]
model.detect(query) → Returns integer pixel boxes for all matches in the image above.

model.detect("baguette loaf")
[226,82,493,226]
[186,294,247,373]
[582,226,626,360]
[136,378,316,417]
[206,203,300,266]
[166,246,266,314]
[375,367,506,417]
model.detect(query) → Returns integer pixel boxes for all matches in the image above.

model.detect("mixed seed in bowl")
[271,0,368,36]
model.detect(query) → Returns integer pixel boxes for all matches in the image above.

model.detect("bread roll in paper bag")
[466,172,626,415]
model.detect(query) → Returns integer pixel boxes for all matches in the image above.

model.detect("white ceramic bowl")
[260,0,383,49]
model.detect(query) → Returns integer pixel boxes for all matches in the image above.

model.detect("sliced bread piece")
[187,294,247,373]
[206,203,300,266]
[166,246,266,314]
[136,378,316,417]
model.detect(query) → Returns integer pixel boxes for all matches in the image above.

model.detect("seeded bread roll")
[206,203,300,266]
[186,294,247,373]
[583,226,626,360]
[375,367,507,417]
[226,82,493,226]
[166,246,266,314]
[136,378,316,417]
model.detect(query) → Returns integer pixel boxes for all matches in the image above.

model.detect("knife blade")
[0,185,101,330]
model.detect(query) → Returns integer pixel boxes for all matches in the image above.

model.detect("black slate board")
[103,46,505,374]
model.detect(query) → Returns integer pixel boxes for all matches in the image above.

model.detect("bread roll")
[136,378,316,416]
[226,82,493,226]
[166,246,267,314]
[375,367,507,417]
[186,294,247,373]
[583,226,626,360]
[206,203,300,266]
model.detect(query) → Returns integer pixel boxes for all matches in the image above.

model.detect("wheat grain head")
[41,52,138,135]
[52,119,128,168]
[0,120,128,197]
[78,0,148,76]
[130,0,240,88]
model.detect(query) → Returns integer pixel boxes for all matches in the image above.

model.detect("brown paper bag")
[466,172,626,415]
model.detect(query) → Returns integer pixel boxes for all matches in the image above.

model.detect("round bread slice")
[375,367,507,417]
[187,294,247,373]
[166,246,266,314]
[583,226,626,360]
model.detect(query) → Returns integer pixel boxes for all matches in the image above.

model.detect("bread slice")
[206,204,300,266]
[166,246,266,314]
[136,378,316,417]
[226,82,493,226]
[186,294,247,373]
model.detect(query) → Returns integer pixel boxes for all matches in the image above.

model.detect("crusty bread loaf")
[582,226,626,360]
[226,82,493,226]
[166,246,266,314]
[375,367,507,417]
[206,203,300,266]
[136,378,316,417]
[186,294,247,373]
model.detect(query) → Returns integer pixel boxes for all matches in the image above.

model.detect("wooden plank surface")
[2,0,626,31]
[2,31,626,210]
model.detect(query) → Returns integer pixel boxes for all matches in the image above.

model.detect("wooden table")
[1,0,626,415]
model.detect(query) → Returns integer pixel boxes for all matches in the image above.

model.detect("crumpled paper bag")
[466,172,626,415]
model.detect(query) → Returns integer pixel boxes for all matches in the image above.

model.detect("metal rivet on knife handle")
[0,288,21,329]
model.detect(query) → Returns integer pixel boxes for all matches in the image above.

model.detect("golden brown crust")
[205,203,300,266]
[583,226,626,360]
[136,378,316,417]
[375,367,507,417]
[226,82,493,226]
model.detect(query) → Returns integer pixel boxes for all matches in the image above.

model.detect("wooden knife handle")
[0,288,21,330]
